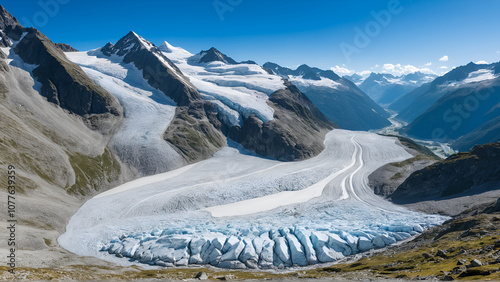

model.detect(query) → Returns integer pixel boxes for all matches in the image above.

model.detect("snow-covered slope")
[65,50,186,175]
[59,130,446,269]
[161,43,284,125]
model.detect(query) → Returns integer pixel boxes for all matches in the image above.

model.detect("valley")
[0,2,499,280]
[59,130,446,269]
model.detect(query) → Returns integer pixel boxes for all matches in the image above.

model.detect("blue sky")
[3,0,500,76]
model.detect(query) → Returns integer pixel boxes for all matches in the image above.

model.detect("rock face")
[229,81,336,161]
[55,42,78,52]
[14,28,122,133]
[264,62,390,130]
[390,142,500,204]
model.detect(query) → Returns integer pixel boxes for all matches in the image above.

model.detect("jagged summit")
[0,5,23,47]
[196,47,237,64]
[0,5,22,30]
[263,62,340,81]
[101,31,155,56]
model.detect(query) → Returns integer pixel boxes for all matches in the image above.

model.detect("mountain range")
[264,62,391,130]
[354,72,436,105]
[390,62,500,151]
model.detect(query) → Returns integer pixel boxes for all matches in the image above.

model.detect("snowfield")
[59,130,447,269]
[65,51,186,175]
[160,41,285,124]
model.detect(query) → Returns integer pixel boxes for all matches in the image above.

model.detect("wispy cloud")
[440,66,448,69]
[439,55,449,62]
[423,62,432,67]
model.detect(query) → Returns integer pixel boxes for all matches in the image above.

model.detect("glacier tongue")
[59,130,448,269]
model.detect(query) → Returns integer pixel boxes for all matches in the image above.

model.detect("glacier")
[59,130,447,269]
[160,41,285,123]
[65,50,186,175]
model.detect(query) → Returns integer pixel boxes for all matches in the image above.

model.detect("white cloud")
[330,65,355,76]
[423,62,432,67]
[475,60,488,65]
[381,63,435,76]
[440,66,448,69]
[358,70,371,77]
[439,55,449,62]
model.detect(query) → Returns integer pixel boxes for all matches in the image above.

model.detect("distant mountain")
[453,115,500,151]
[390,63,488,122]
[193,47,238,64]
[264,62,390,130]
[400,62,500,149]
[343,73,364,85]
[358,72,436,105]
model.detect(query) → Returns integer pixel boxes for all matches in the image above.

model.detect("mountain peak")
[159,41,175,53]
[102,31,155,56]
[197,47,237,64]
[0,5,22,31]
[296,64,321,80]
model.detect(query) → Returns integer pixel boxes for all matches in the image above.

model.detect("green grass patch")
[67,149,121,196]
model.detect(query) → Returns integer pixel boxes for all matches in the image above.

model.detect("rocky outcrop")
[369,136,439,196]
[164,101,226,163]
[229,81,336,161]
[55,42,78,52]
[390,142,500,204]
[14,28,122,133]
